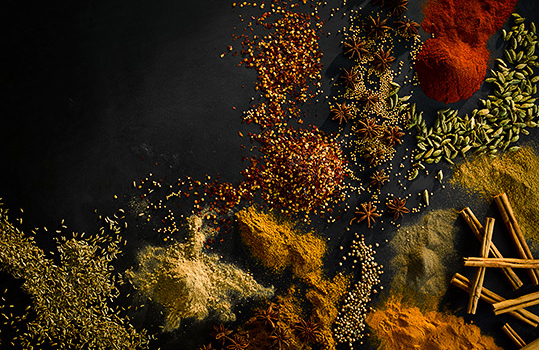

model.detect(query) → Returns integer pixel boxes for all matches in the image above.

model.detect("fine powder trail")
[415,0,518,103]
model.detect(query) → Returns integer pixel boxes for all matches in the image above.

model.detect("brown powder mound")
[453,147,539,245]
[306,273,350,350]
[367,300,503,350]
[236,206,350,350]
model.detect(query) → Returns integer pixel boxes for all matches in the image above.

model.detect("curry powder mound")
[236,206,350,350]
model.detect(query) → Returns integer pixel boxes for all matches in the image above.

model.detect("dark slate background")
[1,0,539,349]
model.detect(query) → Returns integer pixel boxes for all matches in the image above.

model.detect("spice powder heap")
[236,206,350,350]
[389,209,460,305]
[126,212,274,331]
[366,299,503,350]
[415,0,518,103]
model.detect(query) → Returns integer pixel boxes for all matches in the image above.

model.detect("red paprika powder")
[415,0,518,103]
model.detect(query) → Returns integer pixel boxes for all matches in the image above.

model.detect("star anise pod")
[385,0,408,17]
[256,303,280,329]
[199,344,215,350]
[331,103,353,124]
[343,37,369,60]
[372,48,395,72]
[350,202,381,228]
[293,319,321,343]
[357,118,382,139]
[369,169,389,189]
[363,147,386,166]
[394,18,420,37]
[212,323,233,345]
[360,92,380,110]
[341,67,361,88]
[269,327,291,350]
[226,334,250,350]
[366,15,391,40]
[386,197,410,220]
[382,125,405,146]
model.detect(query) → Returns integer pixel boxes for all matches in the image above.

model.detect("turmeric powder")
[367,299,503,350]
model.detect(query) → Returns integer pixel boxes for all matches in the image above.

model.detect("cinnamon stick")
[464,257,539,269]
[460,207,523,290]
[494,193,539,285]
[451,273,539,327]
[502,323,526,348]
[468,217,494,314]
[493,291,539,315]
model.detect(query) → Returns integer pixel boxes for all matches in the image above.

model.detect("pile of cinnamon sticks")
[451,193,539,349]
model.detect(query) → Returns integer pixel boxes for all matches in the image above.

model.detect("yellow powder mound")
[453,146,539,245]
[236,206,325,281]
[367,300,502,350]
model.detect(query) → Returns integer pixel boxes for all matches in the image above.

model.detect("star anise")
[256,303,280,329]
[341,67,361,88]
[360,92,381,110]
[212,323,233,345]
[372,48,395,72]
[366,15,391,40]
[357,118,382,139]
[386,197,410,220]
[226,334,250,350]
[385,0,408,17]
[350,202,381,228]
[343,37,369,60]
[269,327,291,350]
[382,125,405,146]
[331,103,353,124]
[363,147,386,166]
[394,18,420,37]
[199,344,215,350]
[369,169,389,189]
[293,319,321,343]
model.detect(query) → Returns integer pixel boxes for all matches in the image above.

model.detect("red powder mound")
[415,38,489,103]
[415,0,518,103]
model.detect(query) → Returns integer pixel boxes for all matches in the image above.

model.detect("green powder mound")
[453,146,539,245]
[126,213,274,331]
[390,209,460,305]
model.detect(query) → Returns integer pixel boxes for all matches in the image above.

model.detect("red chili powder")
[415,0,518,103]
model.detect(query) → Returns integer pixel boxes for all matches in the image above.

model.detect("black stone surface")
[1,0,539,349]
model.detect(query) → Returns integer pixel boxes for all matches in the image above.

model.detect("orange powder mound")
[366,300,502,350]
